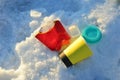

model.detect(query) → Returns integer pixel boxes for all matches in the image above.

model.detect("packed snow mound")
[0,0,120,80]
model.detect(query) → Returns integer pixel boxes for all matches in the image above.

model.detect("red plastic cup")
[35,20,71,51]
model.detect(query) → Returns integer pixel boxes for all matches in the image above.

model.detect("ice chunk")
[29,20,39,28]
[30,10,42,18]
[68,25,80,38]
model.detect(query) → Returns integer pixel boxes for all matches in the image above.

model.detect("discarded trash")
[59,36,92,67]
[35,20,71,51]
[35,20,101,68]
[82,25,102,43]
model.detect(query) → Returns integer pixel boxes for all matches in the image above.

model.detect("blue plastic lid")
[82,25,102,43]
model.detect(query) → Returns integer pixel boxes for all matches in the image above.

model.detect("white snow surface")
[0,0,120,80]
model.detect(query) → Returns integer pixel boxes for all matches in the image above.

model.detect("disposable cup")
[59,36,92,67]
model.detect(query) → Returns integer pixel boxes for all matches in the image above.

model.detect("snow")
[68,25,80,38]
[0,0,120,80]
[30,10,42,18]
[39,15,59,33]
[29,20,39,30]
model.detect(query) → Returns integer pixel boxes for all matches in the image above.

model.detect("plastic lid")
[82,25,102,43]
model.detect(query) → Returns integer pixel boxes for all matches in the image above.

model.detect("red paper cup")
[35,20,71,51]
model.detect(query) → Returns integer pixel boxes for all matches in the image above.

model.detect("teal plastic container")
[82,25,102,43]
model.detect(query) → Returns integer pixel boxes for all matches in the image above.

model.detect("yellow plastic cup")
[59,36,92,67]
